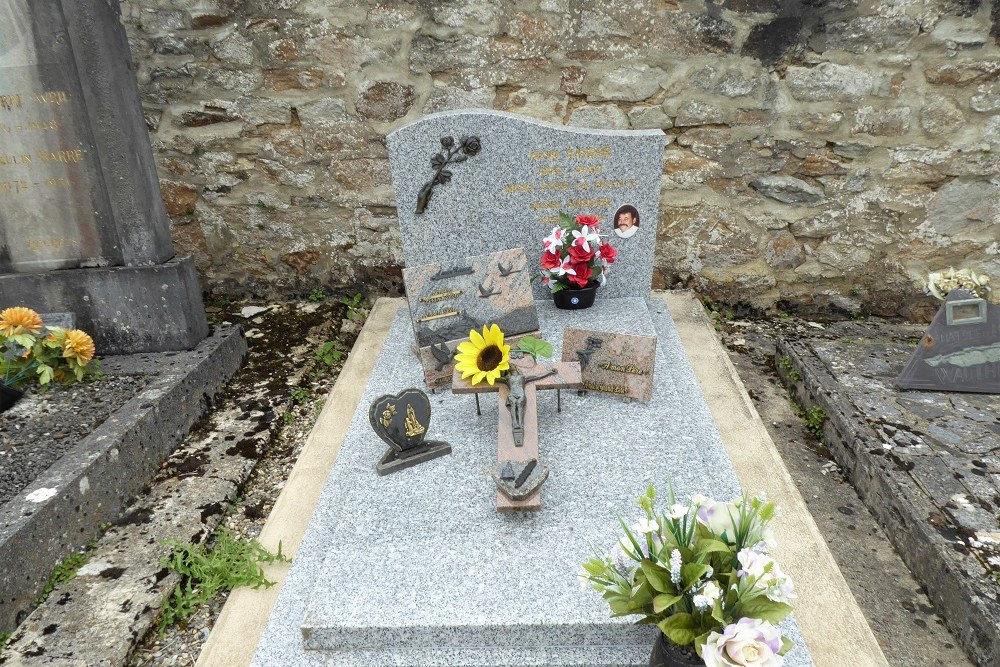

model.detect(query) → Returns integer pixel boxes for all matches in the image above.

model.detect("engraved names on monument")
[388,110,666,299]
[0,0,205,354]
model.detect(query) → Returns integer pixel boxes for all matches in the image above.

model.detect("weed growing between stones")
[307,288,326,303]
[157,530,289,635]
[778,355,800,382]
[804,406,827,440]
[36,550,88,605]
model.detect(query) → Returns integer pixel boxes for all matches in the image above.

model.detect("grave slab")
[777,322,1000,666]
[252,298,814,667]
[388,110,665,300]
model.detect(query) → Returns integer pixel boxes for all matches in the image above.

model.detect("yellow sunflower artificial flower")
[60,329,96,365]
[0,306,44,337]
[454,323,511,386]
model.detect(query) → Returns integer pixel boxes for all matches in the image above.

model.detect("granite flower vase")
[552,283,599,310]
[0,385,23,414]
[649,632,703,667]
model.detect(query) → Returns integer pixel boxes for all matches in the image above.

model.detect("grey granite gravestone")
[388,110,666,300]
[252,299,816,666]
[0,0,206,353]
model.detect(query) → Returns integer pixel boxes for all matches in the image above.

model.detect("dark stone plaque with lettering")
[897,291,1000,393]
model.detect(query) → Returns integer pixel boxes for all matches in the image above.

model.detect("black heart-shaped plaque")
[368,388,432,453]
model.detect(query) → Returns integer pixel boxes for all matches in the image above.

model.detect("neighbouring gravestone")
[897,291,1000,393]
[403,247,539,387]
[0,0,206,353]
[562,327,657,402]
[388,110,666,300]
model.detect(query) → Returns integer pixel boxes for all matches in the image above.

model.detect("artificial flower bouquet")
[539,212,617,293]
[0,306,98,390]
[926,267,990,301]
[581,486,795,666]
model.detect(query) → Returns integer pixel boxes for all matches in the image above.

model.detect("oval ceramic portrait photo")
[613,204,640,239]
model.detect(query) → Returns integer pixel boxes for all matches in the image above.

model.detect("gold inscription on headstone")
[0,154,32,166]
[32,91,70,106]
[416,309,460,323]
[419,289,463,303]
[600,361,647,375]
[25,237,81,251]
[0,93,24,111]
[37,149,85,164]
[582,380,629,395]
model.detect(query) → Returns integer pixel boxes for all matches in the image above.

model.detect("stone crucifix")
[452,354,581,512]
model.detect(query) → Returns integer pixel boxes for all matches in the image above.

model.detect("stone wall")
[120,0,1000,318]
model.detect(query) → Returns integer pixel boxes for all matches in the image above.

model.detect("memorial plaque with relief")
[0,0,117,273]
[388,110,665,299]
[403,247,539,388]
[561,327,657,401]
[897,291,1000,393]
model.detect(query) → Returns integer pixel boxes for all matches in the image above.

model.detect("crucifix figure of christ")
[452,354,581,512]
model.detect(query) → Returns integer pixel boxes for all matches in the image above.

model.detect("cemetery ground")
[0,291,989,667]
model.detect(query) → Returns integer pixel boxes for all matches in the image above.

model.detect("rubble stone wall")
[121,0,1000,318]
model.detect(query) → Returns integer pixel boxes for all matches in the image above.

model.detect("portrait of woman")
[613,204,640,239]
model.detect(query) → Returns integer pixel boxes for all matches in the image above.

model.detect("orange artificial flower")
[0,307,44,337]
[61,329,96,365]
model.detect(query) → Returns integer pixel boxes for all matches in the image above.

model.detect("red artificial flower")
[575,215,599,230]
[568,261,593,288]
[567,242,595,263]
[600,243,617,264]
[540,251,561,270]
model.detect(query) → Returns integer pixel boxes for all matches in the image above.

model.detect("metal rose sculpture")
[415,135,481,214]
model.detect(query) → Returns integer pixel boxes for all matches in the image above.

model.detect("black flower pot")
[649,631,702,667]
[0,385,23,413]
[552,283,599,310]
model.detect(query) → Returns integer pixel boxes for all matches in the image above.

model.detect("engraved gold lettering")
[416,309,460,323]
[0,93,23,111]
[600,361,647,376]
[419,289,463,303]
[531,200,560,210]
[566,147,611,159]
[32,90,70,106]
[575,164,603,175]
[504,183,535,194]
[582,380,629,395]
[530,150,560,161]
[0,154,32,166]
[24,237,81,251]
[37,149,85,164]
[538,166,563,176]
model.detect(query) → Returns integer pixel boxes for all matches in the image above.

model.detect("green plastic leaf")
[640,561,674,594]
[652,593,682,613]
[693,538,731,558]
[736,598,793,624]
[681,563,709,590]
[36,364,53,385]
[658,613,697,645]
[517,335,553,361]
[780,636,794,655]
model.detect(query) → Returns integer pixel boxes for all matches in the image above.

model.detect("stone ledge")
[0,325,246,631]
[0,255,209,355]
[776,336,1000,667]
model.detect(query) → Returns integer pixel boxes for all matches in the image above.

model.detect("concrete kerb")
[199,293,887,667]
[659,290,888,667]
[195,297,405,667]
[0,326,247,633]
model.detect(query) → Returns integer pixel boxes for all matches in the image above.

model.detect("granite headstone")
[403,247,539,387]
[0,0,207,354]
[388,110,666,300]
